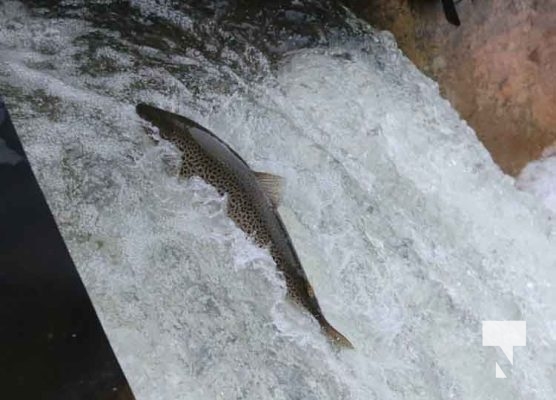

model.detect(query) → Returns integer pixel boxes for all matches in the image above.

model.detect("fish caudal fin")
[322,320,354,349]
[441,0,461,26]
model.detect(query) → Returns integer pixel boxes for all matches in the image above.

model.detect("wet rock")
[345,0,556,176]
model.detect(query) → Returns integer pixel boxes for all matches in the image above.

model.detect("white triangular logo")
[496,362,507,379]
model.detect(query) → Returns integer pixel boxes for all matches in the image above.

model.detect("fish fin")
[322,320,354,349]
[254,171,284,207]
[441,0,461,26]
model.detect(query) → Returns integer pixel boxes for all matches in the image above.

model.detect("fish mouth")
[136,103,177,136]
[136,103,159,125]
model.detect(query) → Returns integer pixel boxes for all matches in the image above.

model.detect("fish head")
[136,103,180,141]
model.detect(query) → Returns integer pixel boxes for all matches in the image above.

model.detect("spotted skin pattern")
[174,132,316,309]
[176,133,271,245]
[136,104,353,348]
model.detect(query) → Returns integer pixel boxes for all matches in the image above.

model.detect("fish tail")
[321,320,353,349]
[441,0,461,26]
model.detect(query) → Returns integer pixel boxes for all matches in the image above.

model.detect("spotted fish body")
[136,103,352,348]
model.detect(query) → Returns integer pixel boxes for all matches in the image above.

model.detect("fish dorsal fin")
[254,171,284,207]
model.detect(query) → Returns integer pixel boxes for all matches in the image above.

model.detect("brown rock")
[345,0,556,176]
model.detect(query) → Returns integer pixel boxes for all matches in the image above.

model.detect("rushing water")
[1,1,555,399]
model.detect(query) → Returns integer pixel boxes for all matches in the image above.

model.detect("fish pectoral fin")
[254,171,284,207]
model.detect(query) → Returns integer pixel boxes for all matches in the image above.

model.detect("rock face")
[345,0,556,176]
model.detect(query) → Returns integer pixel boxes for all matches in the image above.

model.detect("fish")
[136,103,353,348]
[441,0,461,26]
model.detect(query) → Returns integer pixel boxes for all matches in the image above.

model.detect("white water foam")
[517,153,556,216]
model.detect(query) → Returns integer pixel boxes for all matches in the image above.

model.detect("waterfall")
[1,1,554,398]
